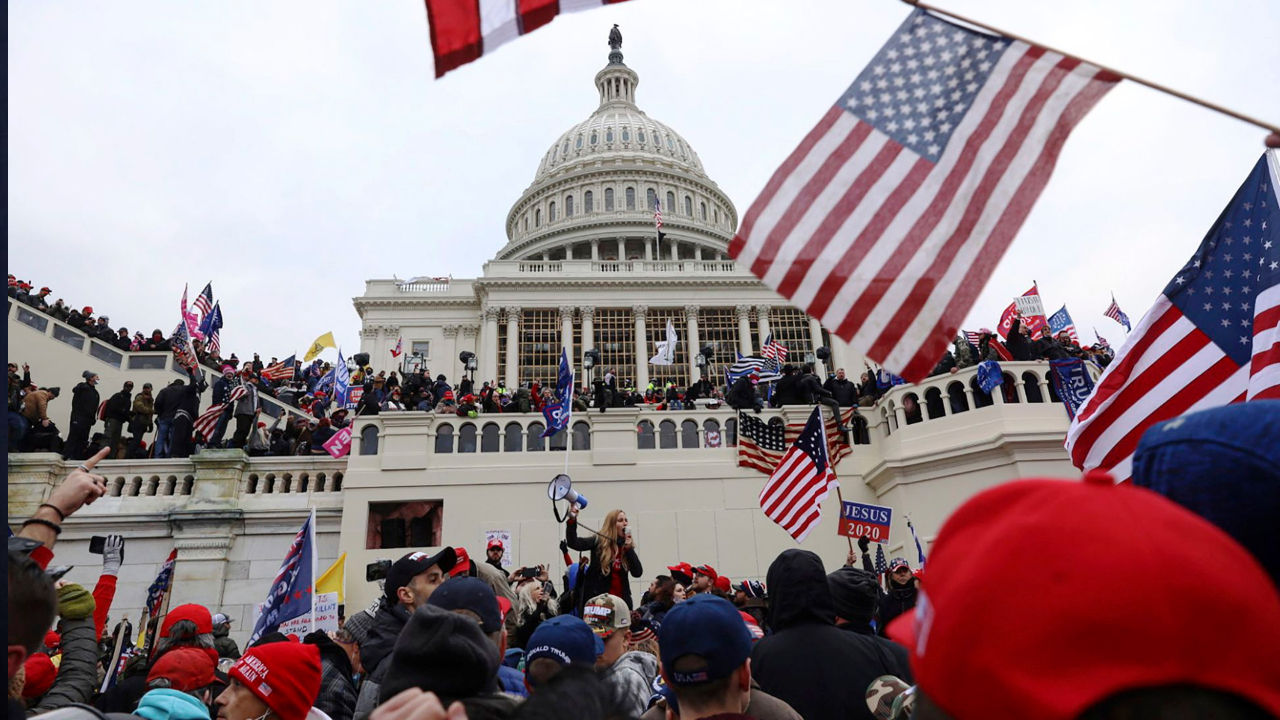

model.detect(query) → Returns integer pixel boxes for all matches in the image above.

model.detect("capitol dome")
[499,43,737,261]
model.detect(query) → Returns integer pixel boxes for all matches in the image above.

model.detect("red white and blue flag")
[193,386,246,441]
[193,283,214,318]
[145,549,178,617]
[1067,151,1280,481]
[1047,304,1079,342]
[1104,294,1132,332]
[391,336,403,358]
[198,303,223,356]
[248,510,317,645]
[730,8,1117,382]
[759,406,840,543]
[761,333,788,362]
[262,355,296,382]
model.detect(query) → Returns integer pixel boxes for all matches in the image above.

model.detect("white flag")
[650,318,678,366]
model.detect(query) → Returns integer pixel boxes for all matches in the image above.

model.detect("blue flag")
[875,368,906,390]
[1047,305,1076,338]
[334,349,351,408]
[1048,357,1096,420]
[908,518,927,568]
[541,349,574,438]
[976,360,1003,395]
[248,512,316,644]
[197,302,223,340]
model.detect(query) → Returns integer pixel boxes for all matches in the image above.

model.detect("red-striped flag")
[1067,151,1280,481]
[737,409,855,475]
[729,8,1117,383]
[424,0,632,79]
[193,283,214,318]
[193,386,247,441]
[261,355,296,383]
[758,407,839,543]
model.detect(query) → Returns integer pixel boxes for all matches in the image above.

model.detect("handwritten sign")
[252,592,339,636]
[323,427,353,458]
[484,529,513,568]
[838,501,893,542]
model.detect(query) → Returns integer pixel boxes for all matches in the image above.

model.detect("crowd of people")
[10,400,1280,719]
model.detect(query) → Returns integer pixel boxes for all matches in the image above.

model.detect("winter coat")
[211,377,237,406]
[153,384,182,422]
[877,579,919,636]
[954,339,976,369]
[1034,336,1070,360]
[131,689,211,720]
[474,560,521,638]
[728,377,760,411]
[233,383,259,416]
[598,651,658,719]
[511,602,555,650]
[106,390,132,423]
[27,617,98,716]
[70,381,99,421]
[213,623,240,659]
[177,375,207,416]
[129,393,155,434]
[824,377,859,406]
[640,599,673,627]
[930,351,957,377]
[353,600,412,717]
[305,631,357,720]
[1005,318,1034,361]
[21,389,53,423]
[772,373,804,406]
[797,374,832,404]
[564,519,644,612]
[751,549,913,720]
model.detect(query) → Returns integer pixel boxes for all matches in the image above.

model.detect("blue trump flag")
[976,360,1003,395]
[334,350,351,408]
[248,510,317,644]
[1049,357,1096,420]
[541,349,574,438]
[875,368,906,390]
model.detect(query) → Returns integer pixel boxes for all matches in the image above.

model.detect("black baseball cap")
[385,548,457,602]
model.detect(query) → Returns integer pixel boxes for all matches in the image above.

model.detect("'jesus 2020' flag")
[541,349,574,438]
[248,511,317,645]
[729,7,1117,382]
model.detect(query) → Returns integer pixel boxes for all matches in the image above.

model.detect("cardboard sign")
[838,501,893,542]
[252,592,339,636]
[484,529,513,568]
[323,427,353,458]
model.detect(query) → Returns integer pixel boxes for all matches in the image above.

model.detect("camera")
[366,559,392,582]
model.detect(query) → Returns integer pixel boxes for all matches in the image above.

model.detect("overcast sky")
[9,0,1279,366]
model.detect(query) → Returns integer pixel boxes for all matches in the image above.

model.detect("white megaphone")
[547,473,589,509]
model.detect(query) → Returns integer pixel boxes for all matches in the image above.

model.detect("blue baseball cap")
[658,595,752,686]
[525,616,603,680]
[426,577,501,634]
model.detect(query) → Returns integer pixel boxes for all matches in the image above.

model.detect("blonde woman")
[565,506,644,612]
[512,578,557,650]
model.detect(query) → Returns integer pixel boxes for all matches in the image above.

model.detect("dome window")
[646,188,657,210]
[535,208,542,227]
[585,191,594,213]
[666,191,675,212]
[700,201,707,221]
[666,136,674,149]
[626,187,636,210]
[638,130,646,143]
[714,208,720,225]
[684,196,692,216]
[576,135,583,149]
[563,139,569,155]
[550,201,557,222]
[565,195,574,217]
[606,128,614,143]
[604,188,614,211]
[622,128,631,142]
[590,131,598,145]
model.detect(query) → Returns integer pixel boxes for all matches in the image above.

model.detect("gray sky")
[9,0,1280,366]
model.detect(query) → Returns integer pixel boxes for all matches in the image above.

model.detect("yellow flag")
[304,332,337,362]
[316,552,345,603]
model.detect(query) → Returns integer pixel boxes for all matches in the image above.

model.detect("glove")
[102,535,125,576]
[57,583,96,620]
[559,540,569,555]
[857,535,871,554]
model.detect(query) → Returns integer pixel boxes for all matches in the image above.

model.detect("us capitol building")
[8,36,1083,646]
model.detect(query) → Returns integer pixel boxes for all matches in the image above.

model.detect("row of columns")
[478,304,835,388]
[535,236,729,263]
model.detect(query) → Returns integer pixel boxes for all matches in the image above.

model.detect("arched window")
[969,378,994,408]
[527,423,546,451]
[549,201,557,222]
[638,129,646,143]
[681,420,699,448]
[605,188,614,211]
[575,134,583,149]
[903,393,922,425]
[535,208,541,227]
[359,425,380,455]
[700,201,707,221]
[666,191,675,212]
[714,208,720,224]
[549,427,568,451]
[565,195,575,217]
[850,414,871,445]
[1002,373,1021,404]
[563,139,569,155]
[724,417,737,446]
[584,191,594,213]
[947,381,970,414]
[622,128,631,142]
[684,196,693,216]
[590,131,598,145]
[1046,373,1062,403]
[481,423,500,452]
[637,420,655,449]
[572,422,591,450]
[435,424,454,453]
[626,187,636,210]
[646,188,657,211]
[666,136,674,149]
[924,387,945,420]
[459,424,477,453]
[1022,372,1044,403]
[659,420,678,449]
[606,128,614,143]
[504,423,523,452]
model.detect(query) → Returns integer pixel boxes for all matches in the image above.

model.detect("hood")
[134,689,211,720]
[212,624,230,639]
[605,650,658,681]
[304,630,354,679]
[765,549,836,630]
[378,604,500,705]
[361,600,412,674]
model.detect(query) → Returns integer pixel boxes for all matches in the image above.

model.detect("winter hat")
[525,615,602,679]
[43,631,60,651]
[737,580,766,599]
[378,604,500,704]
[1131,401,1280,587]
[827,566,879,625]
[886,476,1280,720]
[81,370,96,380]
[147,647,216,691]
[427,577,503,634]
[21,654,56,698]
[628,616,656,645]
[229,643,321,720]
[161,604,213,637]
[658,595,753,687]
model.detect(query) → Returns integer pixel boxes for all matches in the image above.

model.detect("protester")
[152,379,184,458]
[426,576,527,699]
[304,629,358,720]
[734,580,768,632]
[103,380,135,457]
[511,580,557,651]
[485,540,505,572]
[522,614,602,691]
[565,507,643,613]
[582,593,657,718]
[877,557,918,636]
[65,370,101,460]
[218,642,322,720]
[136,646,221,720]
[689,564,717,596]
[126,382,155,459]
[639,576,679,627]
[20,581,99,716]
[212,613,241,659]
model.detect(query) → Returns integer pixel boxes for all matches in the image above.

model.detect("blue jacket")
[497,665,528,698]
[133,689,211,720]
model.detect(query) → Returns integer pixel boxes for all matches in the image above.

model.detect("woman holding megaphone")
[566,505,644,612]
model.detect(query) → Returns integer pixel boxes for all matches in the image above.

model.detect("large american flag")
[193,386,247,441]
[1104,295,1131,332]
[261,355,297,383]
[729,8,1117,383]
[1067,152,1280,481]
[761,333,789,362]
[737,410,854,474]
[758,407,840,543]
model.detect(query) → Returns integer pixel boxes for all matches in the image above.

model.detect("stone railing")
[481,259,753,279]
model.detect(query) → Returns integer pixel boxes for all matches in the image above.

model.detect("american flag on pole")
[654,199,662,229]
[193,386,247,441]
[1104,294,1132,332]
[729,8,1118,383]
[423,0,632,79]
[193,283,214,318]
[1067,151,1280,481]
[737,410,854,475]
[262,355,297,383]
[761,333,789,362]
[758,407,840,543]
[145,549,178,617]
[198,303,223,356]
[390,336,403,359]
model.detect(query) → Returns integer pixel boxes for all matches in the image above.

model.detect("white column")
[482,308,500,384]
[695,245,703,261]
[580,306,595,367]
[560,306,575,361]
[644,238,653,261]
[617,237,625,261]
[505,307,521,388]
[756,305,773,348]
[736,305,754,355]
[807,316,826,377]
[633,305,649,390]
[442,325,459,381]
[685,305,701,384]
[590,239,599,261]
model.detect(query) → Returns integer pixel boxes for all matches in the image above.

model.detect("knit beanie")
[827,566,879,625]
[378,603,500,704]
[21,654,55,699]
[57,584,96,621]
[229,643,321,720]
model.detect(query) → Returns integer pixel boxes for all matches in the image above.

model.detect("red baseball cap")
[666,562,694,584]
[229,643,321,720]
[887,475,1280,719]
[161,604,213,637]
[487,538,504,551]
[714,576,732,593]
[450,547,474,577]
[693,564,718,581]
[147,647,216,691]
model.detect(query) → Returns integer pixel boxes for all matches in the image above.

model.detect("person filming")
[565,506,644,612]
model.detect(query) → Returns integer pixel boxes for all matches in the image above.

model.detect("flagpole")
[835,487,854,555]
[901,0,1280,134]
[309,507,318,633]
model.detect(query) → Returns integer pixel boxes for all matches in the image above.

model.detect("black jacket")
[565,519,644,611]
[353,599,412,716]
[751,550,913,720]
[70,381,99,421]
[105,390,132,422]
[1034,336,1070,360]
[1005,318,1034,361]
[824,377,859,406]
[772,373,804,406]
[797,374,831,404]
[154,384,182,421]
[877,580,919,636]
[177,374,207,416]
[728,377,760,411]
[305,630,357,720]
